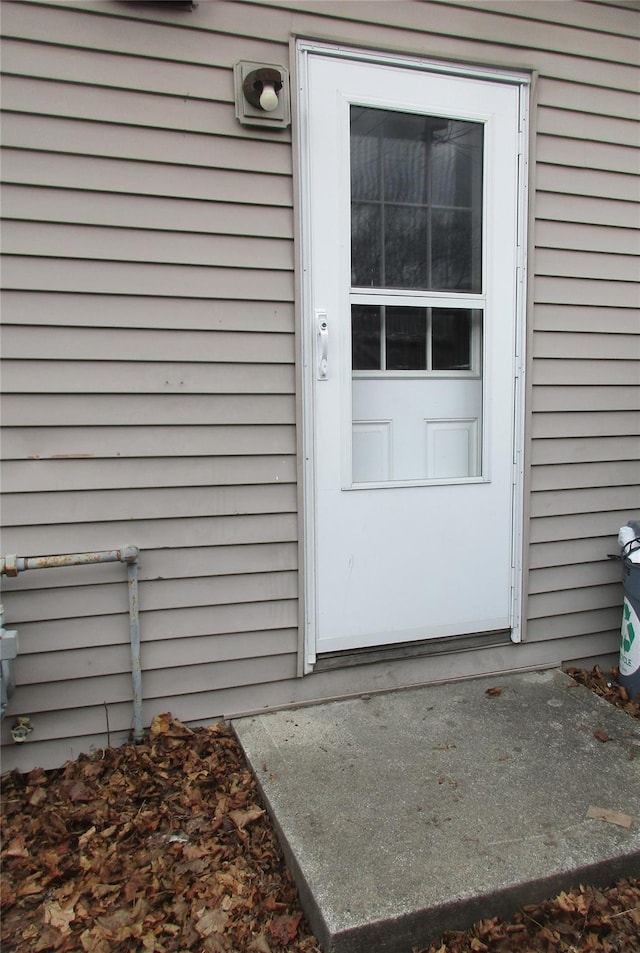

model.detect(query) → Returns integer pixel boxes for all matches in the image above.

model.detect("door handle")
[316,310,328,380]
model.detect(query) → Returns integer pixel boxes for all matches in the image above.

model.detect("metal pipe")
[127,559,143,741]
[1,546,139,576]
[0,545,143,742]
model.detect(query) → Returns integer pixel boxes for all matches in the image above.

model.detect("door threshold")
[314,629,512,672]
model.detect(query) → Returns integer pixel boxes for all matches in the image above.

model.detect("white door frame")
[296,41,529,673]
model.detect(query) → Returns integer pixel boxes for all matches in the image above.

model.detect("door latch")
[316,311,328,380]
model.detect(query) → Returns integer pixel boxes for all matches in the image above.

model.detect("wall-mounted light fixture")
[234,61,290,129]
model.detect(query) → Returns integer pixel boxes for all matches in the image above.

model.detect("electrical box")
[0,605,18,719]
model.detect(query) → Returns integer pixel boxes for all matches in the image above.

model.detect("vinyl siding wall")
[1,0,638,771]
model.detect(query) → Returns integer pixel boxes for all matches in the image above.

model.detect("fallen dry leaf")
[248,934,273,953]
[566,665,640,720]
[61,779,93,802]
[266,912,303,944]
[194,907,229,937]
[43,899,76,932]
[15,877,43,898]
[149,711,194,738]
[586,806,633,829]
[28,787,47,807]
[485,687,502,697]
[229,805,266,830]
[416,879,640,952]
[4,836,29,858]
[594,729,612,743]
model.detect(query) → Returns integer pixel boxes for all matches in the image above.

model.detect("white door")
[300,47,527,660]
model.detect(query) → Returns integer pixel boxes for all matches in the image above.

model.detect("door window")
[350,106,485,484]
[350,107,483,292]
[351,306,481,373]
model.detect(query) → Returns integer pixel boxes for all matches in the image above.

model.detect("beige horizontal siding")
[530,554,623,591]
[526,608,622,642]
[530,435,640,465]
[2,0,301,772]
[535,249,639,281]
[3,256,294,298]
[2,114,293,175]
[17,619,296,662]
[528,583,622,620]
[5,598,299,653]
[531,411,639,439]
[2,150,293,205]
[533,304,639,335]
[532,359,638,386]
[3,483,298,526]
[537,136,640,176]
[0,512,299,556]
[428,0,640,36]
[2,325,294,363]
[531,460,640,490]
[1,360,296,394]
[2,221,294,270]
[4,0,638,89]
[210,0,640,68]
[18,630,297,685]
[530,510,637,544]
[1,292,295,330]
[6,571,299,623]
[537,107,639,147]
[534,331,639,360]
[1,2,291,72]
[1,0,639,773]
[2,394,296,427]
[537,77,640,120]
[11,653,297,714]
[535,221,640,256]
[1,74,291,143]
[2,185,294,238]
[529,559,621,596]
[532,387,640,413]
[530,485,639,516]
[535,192,639,228]
[529,535,628,569]
[534,278,638,307]
[0,37,233,96]
[1,425,296,461]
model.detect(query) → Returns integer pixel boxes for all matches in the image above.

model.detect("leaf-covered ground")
[1,667,639,953]
[1,714,321,953]
[416,880,640,953]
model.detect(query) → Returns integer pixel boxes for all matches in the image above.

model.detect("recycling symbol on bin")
[623,602,636,654]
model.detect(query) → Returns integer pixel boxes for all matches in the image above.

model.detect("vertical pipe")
[127,559,143,742]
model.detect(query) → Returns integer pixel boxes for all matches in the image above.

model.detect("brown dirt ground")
[1,666,639,953]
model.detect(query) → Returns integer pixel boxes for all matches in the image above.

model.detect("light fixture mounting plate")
[234,61,290,129]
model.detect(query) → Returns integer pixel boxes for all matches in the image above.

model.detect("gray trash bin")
[618,521,640,701]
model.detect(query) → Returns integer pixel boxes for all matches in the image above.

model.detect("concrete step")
[233,669,640,953]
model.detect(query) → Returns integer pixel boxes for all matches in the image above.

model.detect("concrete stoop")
[233,670,640,953]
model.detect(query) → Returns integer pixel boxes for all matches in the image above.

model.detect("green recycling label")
[619,596,640,677]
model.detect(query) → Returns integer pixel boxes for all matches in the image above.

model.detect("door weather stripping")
[1,546,143,742]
